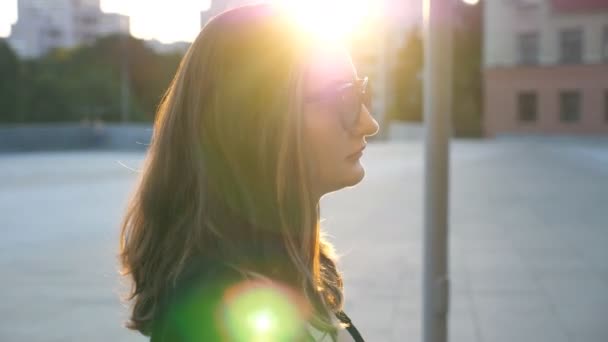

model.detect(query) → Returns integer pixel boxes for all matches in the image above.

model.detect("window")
[602,26,608,62]
[514,0,541,9]
[560,28,583,64]
[81,15,98,26]
[46,28,62,39]
[518,32,539,65]
[559,91,581,122]
[517,92,538,122]
[604,91,608,122]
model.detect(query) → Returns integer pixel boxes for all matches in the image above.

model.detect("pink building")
[483,0,608,137]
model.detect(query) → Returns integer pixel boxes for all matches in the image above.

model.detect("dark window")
[517,92,538,122]
[560,28,583,64]
[81,16,97,26]
[518,32,539,65]
[47,28,62,39]
[603,26,608,62]
[559,91,581,122]
[604,91,608,122]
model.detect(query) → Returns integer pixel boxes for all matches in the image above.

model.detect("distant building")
[8,0,130,58]
[483,0,608,137]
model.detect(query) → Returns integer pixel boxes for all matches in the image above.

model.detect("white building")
[8,0,130,58]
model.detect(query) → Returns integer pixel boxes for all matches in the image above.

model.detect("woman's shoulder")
[150,258,245,341]
[175,257,244,294]
[151,258,310,341]
[150,258,360,341]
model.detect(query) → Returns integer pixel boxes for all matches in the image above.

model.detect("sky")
[0,0,425,44]
[0,0,212,43]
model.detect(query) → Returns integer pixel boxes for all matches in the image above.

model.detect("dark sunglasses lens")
[340,88,360,127]
[363,90,371,110]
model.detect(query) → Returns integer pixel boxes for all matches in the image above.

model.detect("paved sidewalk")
[0,138,607,341]
[324,138,608,342]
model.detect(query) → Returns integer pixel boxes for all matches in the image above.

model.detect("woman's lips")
[346,146,365,160]
[347,151,363,160]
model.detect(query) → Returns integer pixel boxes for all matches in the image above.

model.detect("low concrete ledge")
[0,123,153,153]
[387,122,424,141]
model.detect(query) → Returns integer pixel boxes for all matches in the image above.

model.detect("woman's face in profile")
[303,45,379,197]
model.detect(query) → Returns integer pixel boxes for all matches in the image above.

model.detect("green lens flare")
[223,284,302,341]
[252,309,273,333]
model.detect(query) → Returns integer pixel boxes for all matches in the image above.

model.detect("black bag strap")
[335,311,365,342]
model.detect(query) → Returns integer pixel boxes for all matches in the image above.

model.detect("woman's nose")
[356,105,379,137]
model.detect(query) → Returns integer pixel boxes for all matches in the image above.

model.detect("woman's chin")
[342,161,365,187]
[323,161,366,195]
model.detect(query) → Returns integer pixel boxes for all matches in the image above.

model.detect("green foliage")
[0,35,184,123]
[451,1,483,137]
[0,39,19,122]
[388,28,423,123]
[388,1,483,137]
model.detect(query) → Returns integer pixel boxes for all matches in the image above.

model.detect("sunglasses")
[305,77,371,129]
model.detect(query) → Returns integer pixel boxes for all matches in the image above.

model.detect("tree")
[19,52,74,122]
[389,28,424,122]
[0,39,19,123]
[388,2,483,137]
[1,35,184,123]
[452,0,483,137]
[74,35,183,121]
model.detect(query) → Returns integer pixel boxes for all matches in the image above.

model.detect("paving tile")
[468,269,542,294]
[471,292,551,317]
[476,312,569,342]
[449,310,480,342]
[537,273,608,307]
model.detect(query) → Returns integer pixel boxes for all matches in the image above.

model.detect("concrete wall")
[387,122,425,140]
[0,123,152,152]
[0,121,425,153]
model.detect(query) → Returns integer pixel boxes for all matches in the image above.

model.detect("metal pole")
[16,58,24,123]
[373,16,389,140]
[422,0,452,341]
[120,33,130,123]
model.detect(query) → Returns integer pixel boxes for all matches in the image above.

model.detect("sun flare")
[100,0,380,43]
[275,0,380,42]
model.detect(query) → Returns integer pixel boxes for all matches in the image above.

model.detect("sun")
[101,0,379,43]
[275,0,380,42]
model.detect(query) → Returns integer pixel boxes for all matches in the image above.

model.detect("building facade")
[483,0,608,137]
[8,0,129,58]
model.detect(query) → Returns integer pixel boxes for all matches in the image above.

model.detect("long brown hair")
[119,4,343,337]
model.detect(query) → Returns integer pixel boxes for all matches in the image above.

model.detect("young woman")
[119,4,378,341]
